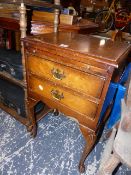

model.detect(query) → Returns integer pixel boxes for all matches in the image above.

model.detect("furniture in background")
[0,2,47,135]
[23,32,131,173]
[0,3,28,126]
[0,0,53,8]
[31,11,98,35]
[0,3,21,51]
[32,10,78,25]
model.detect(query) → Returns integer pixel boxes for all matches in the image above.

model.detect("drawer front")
[27,55,105,99]
[28,76,98,119]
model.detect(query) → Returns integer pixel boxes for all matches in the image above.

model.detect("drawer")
[28,76,98,119]
[27,55,105,99]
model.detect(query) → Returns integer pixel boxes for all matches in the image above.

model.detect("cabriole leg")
[79,126,96,173]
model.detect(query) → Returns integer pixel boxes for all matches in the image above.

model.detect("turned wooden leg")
[79,126,96,173]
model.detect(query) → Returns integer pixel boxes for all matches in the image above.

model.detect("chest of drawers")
[23,32,130,172]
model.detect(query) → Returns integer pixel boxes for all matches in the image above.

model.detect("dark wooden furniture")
[31,18,98,35]
[23,31,131,172]
[0,3,32,130]
[0,16,25,119]
[0,0,53,8]
[0,1,54,135]
[0,17,19,31]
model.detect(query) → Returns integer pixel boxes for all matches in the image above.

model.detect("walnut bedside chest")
[23,32,131,173]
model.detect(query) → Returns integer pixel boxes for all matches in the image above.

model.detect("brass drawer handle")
[51,89,64,101]
[51,68,66,80]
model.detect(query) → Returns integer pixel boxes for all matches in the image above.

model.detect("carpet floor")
[0,109,130,175]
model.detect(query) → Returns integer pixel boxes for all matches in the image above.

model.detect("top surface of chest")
[24,32,131,67]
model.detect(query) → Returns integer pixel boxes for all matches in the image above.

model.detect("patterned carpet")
[0,109,130,175]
